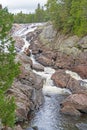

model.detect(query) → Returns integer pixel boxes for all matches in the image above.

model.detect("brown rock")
[74,52,87,65]
[51,69,87,94]
[51,70,70,88]
[72,65,87,79]
[24,47,31,56]
[19,66,43,90]
[32,63,44,71]
[60,105,81,116]
[29,40,42,55]
[16,53,32,65]
[54,52,74,69]
[42,51,57,61]
[61,93,87,116]
[7,81,33,121]
[67,77,87,94]
[36,55,53,66]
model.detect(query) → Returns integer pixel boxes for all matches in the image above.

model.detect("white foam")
[66,70,82,80]
[66,70,87,87]
[21,37,30,52]
[43,85,71,95]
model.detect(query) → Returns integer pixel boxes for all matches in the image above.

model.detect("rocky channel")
[7,23,87,130]
[26,23,87,117]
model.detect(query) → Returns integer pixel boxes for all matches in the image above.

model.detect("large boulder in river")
[32,63,44,71]
[29,40,42,55]
[51,70,70,88]
[24,47,31,56]
[51,69,87,94]
[36,55,54,66]
[60,93,87,116]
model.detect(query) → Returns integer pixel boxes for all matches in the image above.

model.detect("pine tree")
[46,0,87,36]
[0,6,19,129]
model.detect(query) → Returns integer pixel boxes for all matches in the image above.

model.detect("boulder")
[36,55,53,66]
[24,47,31,56]
[51,69,87,94]
[66,78,87,94]
[54,53,74,69]
[19,66,43,90]
[29,40,42,55]
[42,51,57,61]
[60,105,81,116]
[26,32,34,42]
[51,70,70,88]
[32,64,44,71]
[61,93,87,116]
[71,65,87,79]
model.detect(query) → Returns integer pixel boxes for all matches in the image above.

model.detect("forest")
[14,0,87,36]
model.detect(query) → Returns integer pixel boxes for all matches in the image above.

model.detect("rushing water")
[14,23,87,130]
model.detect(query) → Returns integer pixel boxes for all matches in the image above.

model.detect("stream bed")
[14,23,87,130]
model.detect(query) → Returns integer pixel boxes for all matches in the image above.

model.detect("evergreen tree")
[0,6,19,129]
[70,0,87,36]
[35,3,45,22]
[46,0,87,36]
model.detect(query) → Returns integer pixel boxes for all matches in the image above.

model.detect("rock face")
[39,24,57,44]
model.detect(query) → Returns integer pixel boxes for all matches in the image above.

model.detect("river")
[14,23,87,130]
